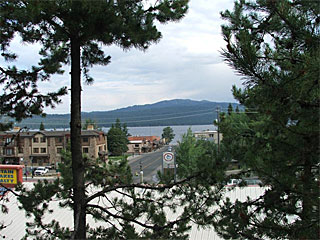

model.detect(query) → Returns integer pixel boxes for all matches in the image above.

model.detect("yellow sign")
[0,169,17,184]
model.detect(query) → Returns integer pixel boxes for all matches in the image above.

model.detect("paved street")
[22,146,173,184]
[128,146,172,183]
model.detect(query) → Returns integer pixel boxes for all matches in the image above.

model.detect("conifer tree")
[227,103,233,115]
[1,1,189,238]
[211,0,319,239]
[39,122,45,131]
[162,126,175,144]
[82,118,98,130]
[107,119,129,156]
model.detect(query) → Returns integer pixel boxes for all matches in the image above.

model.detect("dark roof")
[0,130,105,138]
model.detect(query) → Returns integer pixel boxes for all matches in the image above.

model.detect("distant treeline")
[4,99,242,129]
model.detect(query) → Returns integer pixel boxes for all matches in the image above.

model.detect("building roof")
[1,182,266,239]
[0,130,105,138]
[128,136,160,142]
[194,130,217,134]
[129,140,143,144]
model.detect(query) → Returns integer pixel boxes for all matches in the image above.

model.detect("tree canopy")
[162,126,175,144]
[1,1,190,238]
[107,119,129,156]
[212,0,320,239]
[82,118,99,130]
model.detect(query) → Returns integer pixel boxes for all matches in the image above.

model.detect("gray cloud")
[1,0,240,114]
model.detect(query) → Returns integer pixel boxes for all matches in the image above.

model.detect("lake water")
[102,124,217,144]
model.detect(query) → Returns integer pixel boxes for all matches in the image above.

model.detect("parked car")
[244,179,263,186]
[34,167,49,176]
[227,178,242,186]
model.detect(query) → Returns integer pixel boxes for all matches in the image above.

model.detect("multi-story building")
[127,136,162,154]
[0,127,108,168]
[194,130,223,144]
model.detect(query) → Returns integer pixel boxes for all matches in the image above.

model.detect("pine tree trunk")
[70,37,86,239]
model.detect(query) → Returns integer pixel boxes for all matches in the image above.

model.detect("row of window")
[1,145,105,156]
[82,145,106,154]
[33,137,90,143]
[33,137,46,143]
[33,148,47,153]
[2,136,93,147]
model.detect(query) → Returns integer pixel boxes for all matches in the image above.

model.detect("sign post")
[162,152,176,181]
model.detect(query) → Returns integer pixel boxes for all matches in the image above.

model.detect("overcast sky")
[3,0,242,114]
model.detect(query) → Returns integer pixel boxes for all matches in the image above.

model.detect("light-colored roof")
[129,140,143,144]
[1,183,266,239]
[194,130,217,134]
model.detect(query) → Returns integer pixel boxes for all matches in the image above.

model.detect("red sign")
[0,165,24,188]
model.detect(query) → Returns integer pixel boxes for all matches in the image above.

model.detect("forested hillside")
[9,99,241,129]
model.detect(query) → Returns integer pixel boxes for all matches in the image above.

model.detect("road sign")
[163,152,174,168]
[0,165,23,188]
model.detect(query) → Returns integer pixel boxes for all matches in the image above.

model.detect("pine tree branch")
[85,174,199,204]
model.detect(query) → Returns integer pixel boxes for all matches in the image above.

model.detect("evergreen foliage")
[162,126,175,144]
[211,0,320,239]
[16,143,225,239]
[82,118,98,130]
[227,103,233,115]
[107,119,129,156]
[39,122,45,131]
[0,1,190,238]
[175,129,227,181]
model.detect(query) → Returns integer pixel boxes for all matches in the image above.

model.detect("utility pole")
[216,107,220,153]
[139,159,143,184]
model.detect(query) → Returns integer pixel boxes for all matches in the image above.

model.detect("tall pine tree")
[212,0,319,239]
[1,1,189,238]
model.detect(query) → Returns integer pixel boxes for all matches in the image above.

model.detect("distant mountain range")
[13,99,241,129]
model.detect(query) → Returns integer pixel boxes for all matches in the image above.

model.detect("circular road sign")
[163,152,174,162]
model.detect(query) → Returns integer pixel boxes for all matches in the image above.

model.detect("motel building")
[0,127,108,169]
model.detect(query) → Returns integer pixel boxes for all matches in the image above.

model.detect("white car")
[34,167,49,176]
[227,179,242,186]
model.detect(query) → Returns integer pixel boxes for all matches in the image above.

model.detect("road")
[128,146,172,183]
[22,146,173,184]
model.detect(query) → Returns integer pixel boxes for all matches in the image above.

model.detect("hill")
[13,99,241,129]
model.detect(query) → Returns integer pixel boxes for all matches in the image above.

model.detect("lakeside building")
[127,136,163,154]
[0,127,108,168]
[194,130,223,144]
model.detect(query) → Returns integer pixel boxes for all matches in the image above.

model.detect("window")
[5,138,11,144]
[40,137,46,143]
[33,148,39,153]
[83,147,89,153]
[33,138,39,143]
[58,137,63,143]
[41,148,46,153]
[57,148,62,154]
[5,149,13,155]
[18,148,23,154]
[135,144,139,148]
[99,146,102,152]
[83,137,88,143]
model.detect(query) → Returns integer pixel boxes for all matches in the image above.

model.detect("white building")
[193,130,222,144]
